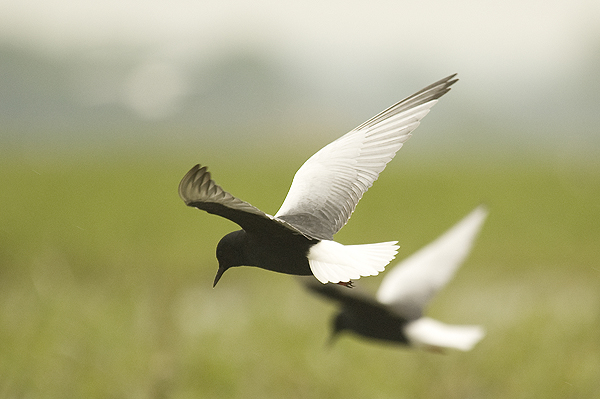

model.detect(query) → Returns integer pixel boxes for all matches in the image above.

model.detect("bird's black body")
[216,228,317,278]
[303,206,488,351]
[334,303,409,345]
[307,280,410,345]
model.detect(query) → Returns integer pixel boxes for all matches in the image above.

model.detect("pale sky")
[2,0,600,145]
[2,0,598,79]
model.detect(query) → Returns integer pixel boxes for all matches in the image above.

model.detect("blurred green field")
[1,145,599,398]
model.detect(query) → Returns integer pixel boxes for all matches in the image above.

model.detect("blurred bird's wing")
[301,277,384,312]
[179,165,306,236]
[274,75,458,240]
[376,206,488,320]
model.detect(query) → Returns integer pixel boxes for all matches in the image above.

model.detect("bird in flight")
[179,74,458,287]
[304,205,487,351]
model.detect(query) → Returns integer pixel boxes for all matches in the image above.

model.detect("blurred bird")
[304,206,487,351]
[179,75,457,287]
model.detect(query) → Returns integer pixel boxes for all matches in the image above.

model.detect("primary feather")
[179,165,306,236]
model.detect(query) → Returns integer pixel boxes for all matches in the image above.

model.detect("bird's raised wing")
[179,164,304,235]
[376,206,488,320]
[274,75,458,240]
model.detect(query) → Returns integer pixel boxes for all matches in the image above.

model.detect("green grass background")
[1,141,599,398]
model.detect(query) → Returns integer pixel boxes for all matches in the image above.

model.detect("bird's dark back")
[335,303,409,345]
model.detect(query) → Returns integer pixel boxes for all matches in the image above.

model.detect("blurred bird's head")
[213,230,246,287]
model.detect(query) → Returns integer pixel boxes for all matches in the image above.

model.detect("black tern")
[179,75,458,286]
[305,206,487,351]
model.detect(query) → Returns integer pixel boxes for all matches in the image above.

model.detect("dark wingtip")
[446,72,459,87]
[427,73,459,100]
[179,164,211,206]
[178,164,202,204]
[446,73,459,88]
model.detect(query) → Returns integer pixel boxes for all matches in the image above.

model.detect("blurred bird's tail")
[404,317,485,352]
[308,240,399,284]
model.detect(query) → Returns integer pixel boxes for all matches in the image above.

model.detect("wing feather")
[376,205,488,319]
[275,74,458,240]
[301,277,382,310]
[178,164,304,235]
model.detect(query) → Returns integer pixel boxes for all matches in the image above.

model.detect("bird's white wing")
[274,75,458,240]
[376,205,488,319]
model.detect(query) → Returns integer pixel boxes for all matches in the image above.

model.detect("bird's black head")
[213,230,247,287]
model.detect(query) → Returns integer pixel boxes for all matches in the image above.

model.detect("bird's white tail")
[404,317,485,351]
[308,240,399,284]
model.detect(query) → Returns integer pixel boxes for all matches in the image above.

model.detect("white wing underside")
[376,206,488,319]
[274,104,430,240]
[274,75,457,241]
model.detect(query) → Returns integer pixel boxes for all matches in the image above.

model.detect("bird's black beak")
[213,267,226,287]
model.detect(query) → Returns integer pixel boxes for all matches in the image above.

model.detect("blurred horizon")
[2,0,600,161]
